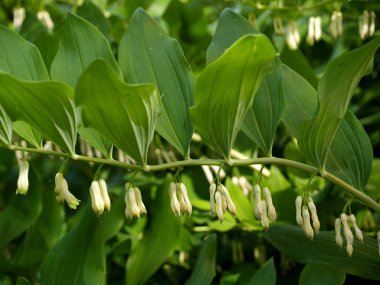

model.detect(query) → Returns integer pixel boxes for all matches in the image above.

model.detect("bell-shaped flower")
[16,160,29,195]
[98,179,111,212]
[54,173,80,209]
[90,181,105,216]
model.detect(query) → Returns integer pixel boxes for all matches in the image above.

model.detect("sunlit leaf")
[13,121,43,149]
[264,224,380,280]
[75,59,159,165]
[50,12,120,87]
[190,35,276,159]
[186,234,217,285]
[119,8,194,157]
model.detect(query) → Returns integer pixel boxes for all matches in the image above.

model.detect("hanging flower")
[90,181,105,216]
[37,10,54,31]
[16,160,29,195]
[12,7,25,29]
[329,11,343,39]
[54,173,80,209]
[98,179,111,212]
[286,20,300,50]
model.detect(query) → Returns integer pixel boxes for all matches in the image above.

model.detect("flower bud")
[217,185,228,213]
[215,191,224,223]
[220,185,236,217]
[254,184,263,219]
[125,183,140,220]
[295,196,303,226]
[307,197,320,233]
[341,213,354,245]
[54,173,80,209]
[179,183,192,215]
[37,10,54,31]
[346,242,353,257]
[16,160,29,195]
[286,20,300,50]
[260,201,269,230]
[302,206,314,240]
[369,11,376,37]
[314,16,322,41]
[169,182,181,216]
[134,187,147,215]
[335,218,344,248]
[209,183,216,216]
[98,179,111,212]
[263,187,276,222]
[13,7,25,29]
[90,181,104,216]
[349,214,363,242]
[307,16,316,45]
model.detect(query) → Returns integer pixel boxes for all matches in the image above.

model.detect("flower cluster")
[295,196,320,240]
[209,183,236,222]
[335,213,363,257]
[306,16,322,45]
[54,173,80,209]
[89,179,111,216]
[168,182,192,216]
[359,10,376,40]
[254,185,276,229]
[125,183,147,220]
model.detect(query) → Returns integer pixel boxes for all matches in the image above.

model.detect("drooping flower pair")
[169,182,192,216]
[359,10,376,40]
[209,183,236,222]
[306,16,322,45]
[125,183,147,220]
[295,196,320,240]
[254,185,276,229]
[89,179,111,216]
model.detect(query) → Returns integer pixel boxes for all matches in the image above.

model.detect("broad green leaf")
[299,264,345,285]
[206,8,259,65]
[241,57,285,156]
[0,177,42,250]
[325,111,373,191]
[190,35,276,159]
[41,206,106,285]
[298,37,380,172]
[0,73,78,155]
[75,59,159,165]
[264,224,380,280]
[0,25,49,81]
[119,8,194,157]
[0,105,12,146]
[13,121,43,149]
[78,127,113,159]
[281,65,318,137]
[50,13,120,87]
[77,1,110,37]
[246,257,276,285]
[186,234,217,285]
[126,179,181,285]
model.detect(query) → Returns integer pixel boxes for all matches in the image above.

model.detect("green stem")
[8,145,380,213]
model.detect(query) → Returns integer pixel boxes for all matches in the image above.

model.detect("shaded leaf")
[299,264,345,285]
[119,8,194,156]
[50,13,120,87]
[78,127,113,159]
[126,179,181,285]
[190,35,276,159]
[75,59,159,165]
[0,73,78,155]
[246,257,276,285]
[13,121,43,149]
[186,234,217,285]
[0,105,12,146]
[264,224,380,280]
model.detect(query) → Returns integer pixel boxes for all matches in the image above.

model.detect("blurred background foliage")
[0,0,380,284]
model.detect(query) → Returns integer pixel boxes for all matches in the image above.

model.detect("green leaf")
[246,257,276,285]
[190,35,276,159]
[299,264,345,285]
[13,121,43,149]
[0,177,42,250]
[264,224,380,280]
[298,37,380,172]
[206,8,259,65]
[281,65,318,137]
[241,57,285,156]
[40,206,106,285]
[50,13,120,87]
[126,179,181,285]
[118,8,194,156]
[0,105,12,146]
[0,25,49,81]
[325,111,373,191]
[75,59,160,165]
[78,127,113,159]
[186,234,217,285]
[0,74,78,155]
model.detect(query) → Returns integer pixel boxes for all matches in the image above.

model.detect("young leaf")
[186,234,217,285]
[264,224,380,280]
[241,57,285,156]
[298,37,380,172]
[246,257,276,285]
[118,8,194,157]
[126,179,181,285]
[75,59,160,165]
[325,111,373,191]
[50,13,121,87]
[0,74,78,155]
[40,206,106,285]
[190,34,276,159]
[13,121,43,149]
[299,264,345,285]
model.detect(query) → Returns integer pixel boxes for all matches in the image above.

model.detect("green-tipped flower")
[16,160,29,195]
[209,183,216,216]
[220,185,236,217]
[169,182,181,216]
[307,197,320,233]
[54,173,80,209]
[98,179,111,212]
[254,184,263,219]
[302,205,314,240]
[263,187,276,222]
[134,187,147,216]
[295,196,303,226]
[335,218,344,248]
[90,181,104,216]
[341,213,354,245]
[178,183,192,215]
[124,183,140,220]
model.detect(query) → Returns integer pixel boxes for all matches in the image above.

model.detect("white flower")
[369,11,376,37]
[13,7,25,29]
[98,179,111,212]
[124,183,140,220]
[330,11,343,39]
[16,160,29,195]
[219,185,236,217]
[134,187,147,215]
[346,242,353,257]
[37,10,54,31]
[215,191,224,223]
[359,10,370,39]
[286,20,300,50]
[314,16,322,41]
[335,218,344,248]
[302,205,314,240]
[260,201,270,230]
[307,197,320,233]
[169,182,181,216]
[90,181,104,216]
[178,183,192,215]
[295,196,303,226]
[209,183,216,216]
[263,187,276,222]
[254,184,263,219]
[307,16,322,45]
[341,213,354,245]
[54,173,80,209]
[348,214,363,242]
